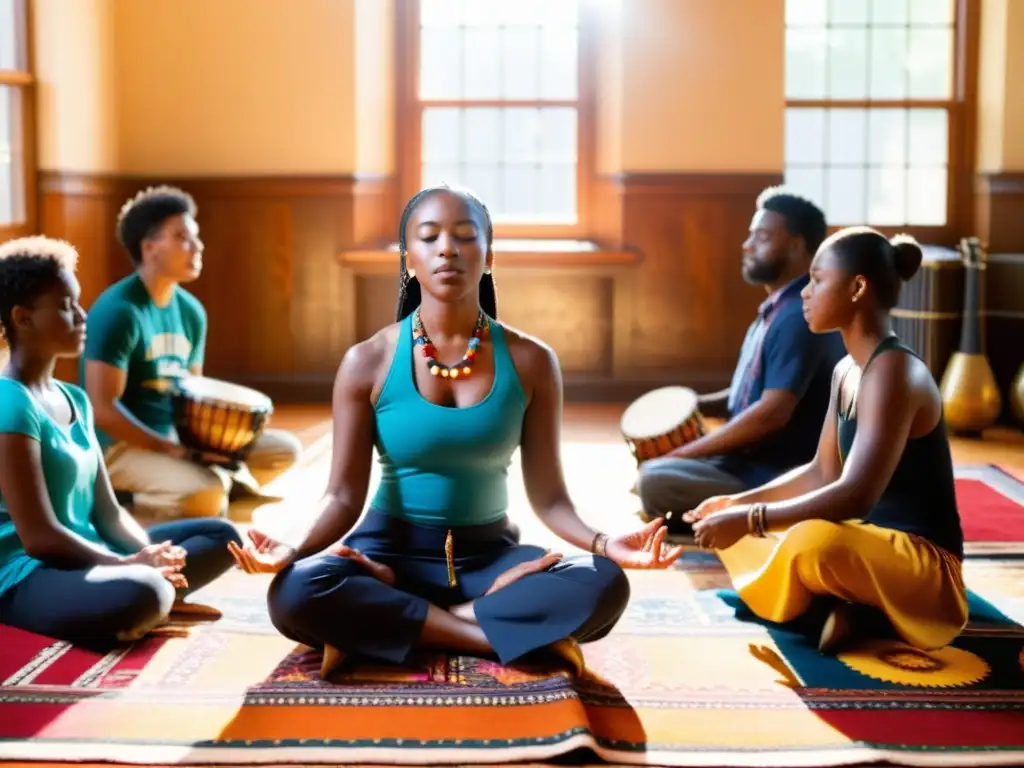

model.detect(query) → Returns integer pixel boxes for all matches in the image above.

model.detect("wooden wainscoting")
[975,173,1024,254]
[38,171,397,396]
[37,171,778,403]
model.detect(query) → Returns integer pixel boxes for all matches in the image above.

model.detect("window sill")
[338,239,641,276]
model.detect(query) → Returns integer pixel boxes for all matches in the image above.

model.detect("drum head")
[621,386,699,439]
[177,376,273,411]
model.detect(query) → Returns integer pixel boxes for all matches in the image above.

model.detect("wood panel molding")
[974,172,1024,254]
[34,170,781,403]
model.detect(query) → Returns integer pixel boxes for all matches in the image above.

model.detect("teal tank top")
[369,312,527,526]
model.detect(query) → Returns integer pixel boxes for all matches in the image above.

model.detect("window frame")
[394,0,597,240]
[783,0,979,244]
[0,0,36,241]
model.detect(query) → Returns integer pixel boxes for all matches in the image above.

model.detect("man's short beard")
[742,259,786,286]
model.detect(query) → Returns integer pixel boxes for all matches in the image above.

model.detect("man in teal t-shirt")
[81,186,301,520]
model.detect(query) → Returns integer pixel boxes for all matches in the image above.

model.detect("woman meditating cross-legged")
[0,237,242,647]
[685,227,967,655]
[230,186,683,676]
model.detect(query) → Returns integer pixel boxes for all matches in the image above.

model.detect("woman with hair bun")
[683,226,966,655]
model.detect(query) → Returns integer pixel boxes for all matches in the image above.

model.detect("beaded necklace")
[412,308,487,379]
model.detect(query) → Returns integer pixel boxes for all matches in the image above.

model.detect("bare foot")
[449,552,563,624]
[818,603,857,655]
[320,644,347,680]
[485,552,562,596]
[327,543,396,586]
[170,600,223,619]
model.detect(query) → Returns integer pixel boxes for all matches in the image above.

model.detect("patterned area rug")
[1,551,1022,766]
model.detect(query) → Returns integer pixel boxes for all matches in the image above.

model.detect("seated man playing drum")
[81,186,302,520]
[636,188,846,536]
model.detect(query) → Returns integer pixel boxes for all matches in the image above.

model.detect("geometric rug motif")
[1,555,1023,767]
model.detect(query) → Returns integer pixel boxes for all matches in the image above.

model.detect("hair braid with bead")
[394,185,498,322]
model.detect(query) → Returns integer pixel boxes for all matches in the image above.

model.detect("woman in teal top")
[0,236,241,647]
[684,227,967,655]
[230,187,683,676]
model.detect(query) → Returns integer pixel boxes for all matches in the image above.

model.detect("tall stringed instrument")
[938,237,1002,433]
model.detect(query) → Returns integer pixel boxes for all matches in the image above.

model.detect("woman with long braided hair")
[230,185,682,677]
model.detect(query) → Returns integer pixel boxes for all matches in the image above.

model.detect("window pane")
[829,0,869,25]
[786,108,826,165]
[463,108,501,163]
[869,28,908,99]
[828,109,868,166]
[503,108,540,164]
[502,166,539,220]
[421,163,461,190]
[868,167,907,225]
[0,0,26,71]
[868,109,907,166]
[908,109,948,167]
[422,108,462,163]
[872,0,909,23]
[786,0,827,26]
[828,27,869,98]
[546,0,579,28]
[540,26,577,99]
[462,0,502,27]
[908,27,953,99]
[907,168,947,225]
[538,108,576,164]
[828,167,867,225]
[910,0,955,24]
[420,0,464,27]
[539,164,576,222]
[463,27,501,99]
[785,29,827,98]
[785,166,826,212]
[868,167,909,225]
[461,164,502,208]
[420,26,463,99]
[502,26,541,99]
[0,86,26,226]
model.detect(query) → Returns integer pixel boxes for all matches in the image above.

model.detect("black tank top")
[836,336,964,559]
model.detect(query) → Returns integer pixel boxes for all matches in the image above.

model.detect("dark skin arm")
[272,335,384,566]
[0,433,130,566]
[694,351,929,547]
[760,351,920,530]
[91,446,151,554]
[697,388,731,419]
[513,337,601,551]
[670,388,798,460]
[684,365,844,524]
[85,361,185,457]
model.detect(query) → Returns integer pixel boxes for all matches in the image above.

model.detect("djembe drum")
[171,376,273,465]
[621,385,707,466]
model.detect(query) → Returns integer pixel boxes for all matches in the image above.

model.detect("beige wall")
[354,0,395,176]
[33,0,118,173]
[617,0,785,173]
[31,0,1017,179]
[976,0,1024,173]
[35,0,359,175]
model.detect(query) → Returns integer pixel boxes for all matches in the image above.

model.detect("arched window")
[0,0,34,240]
